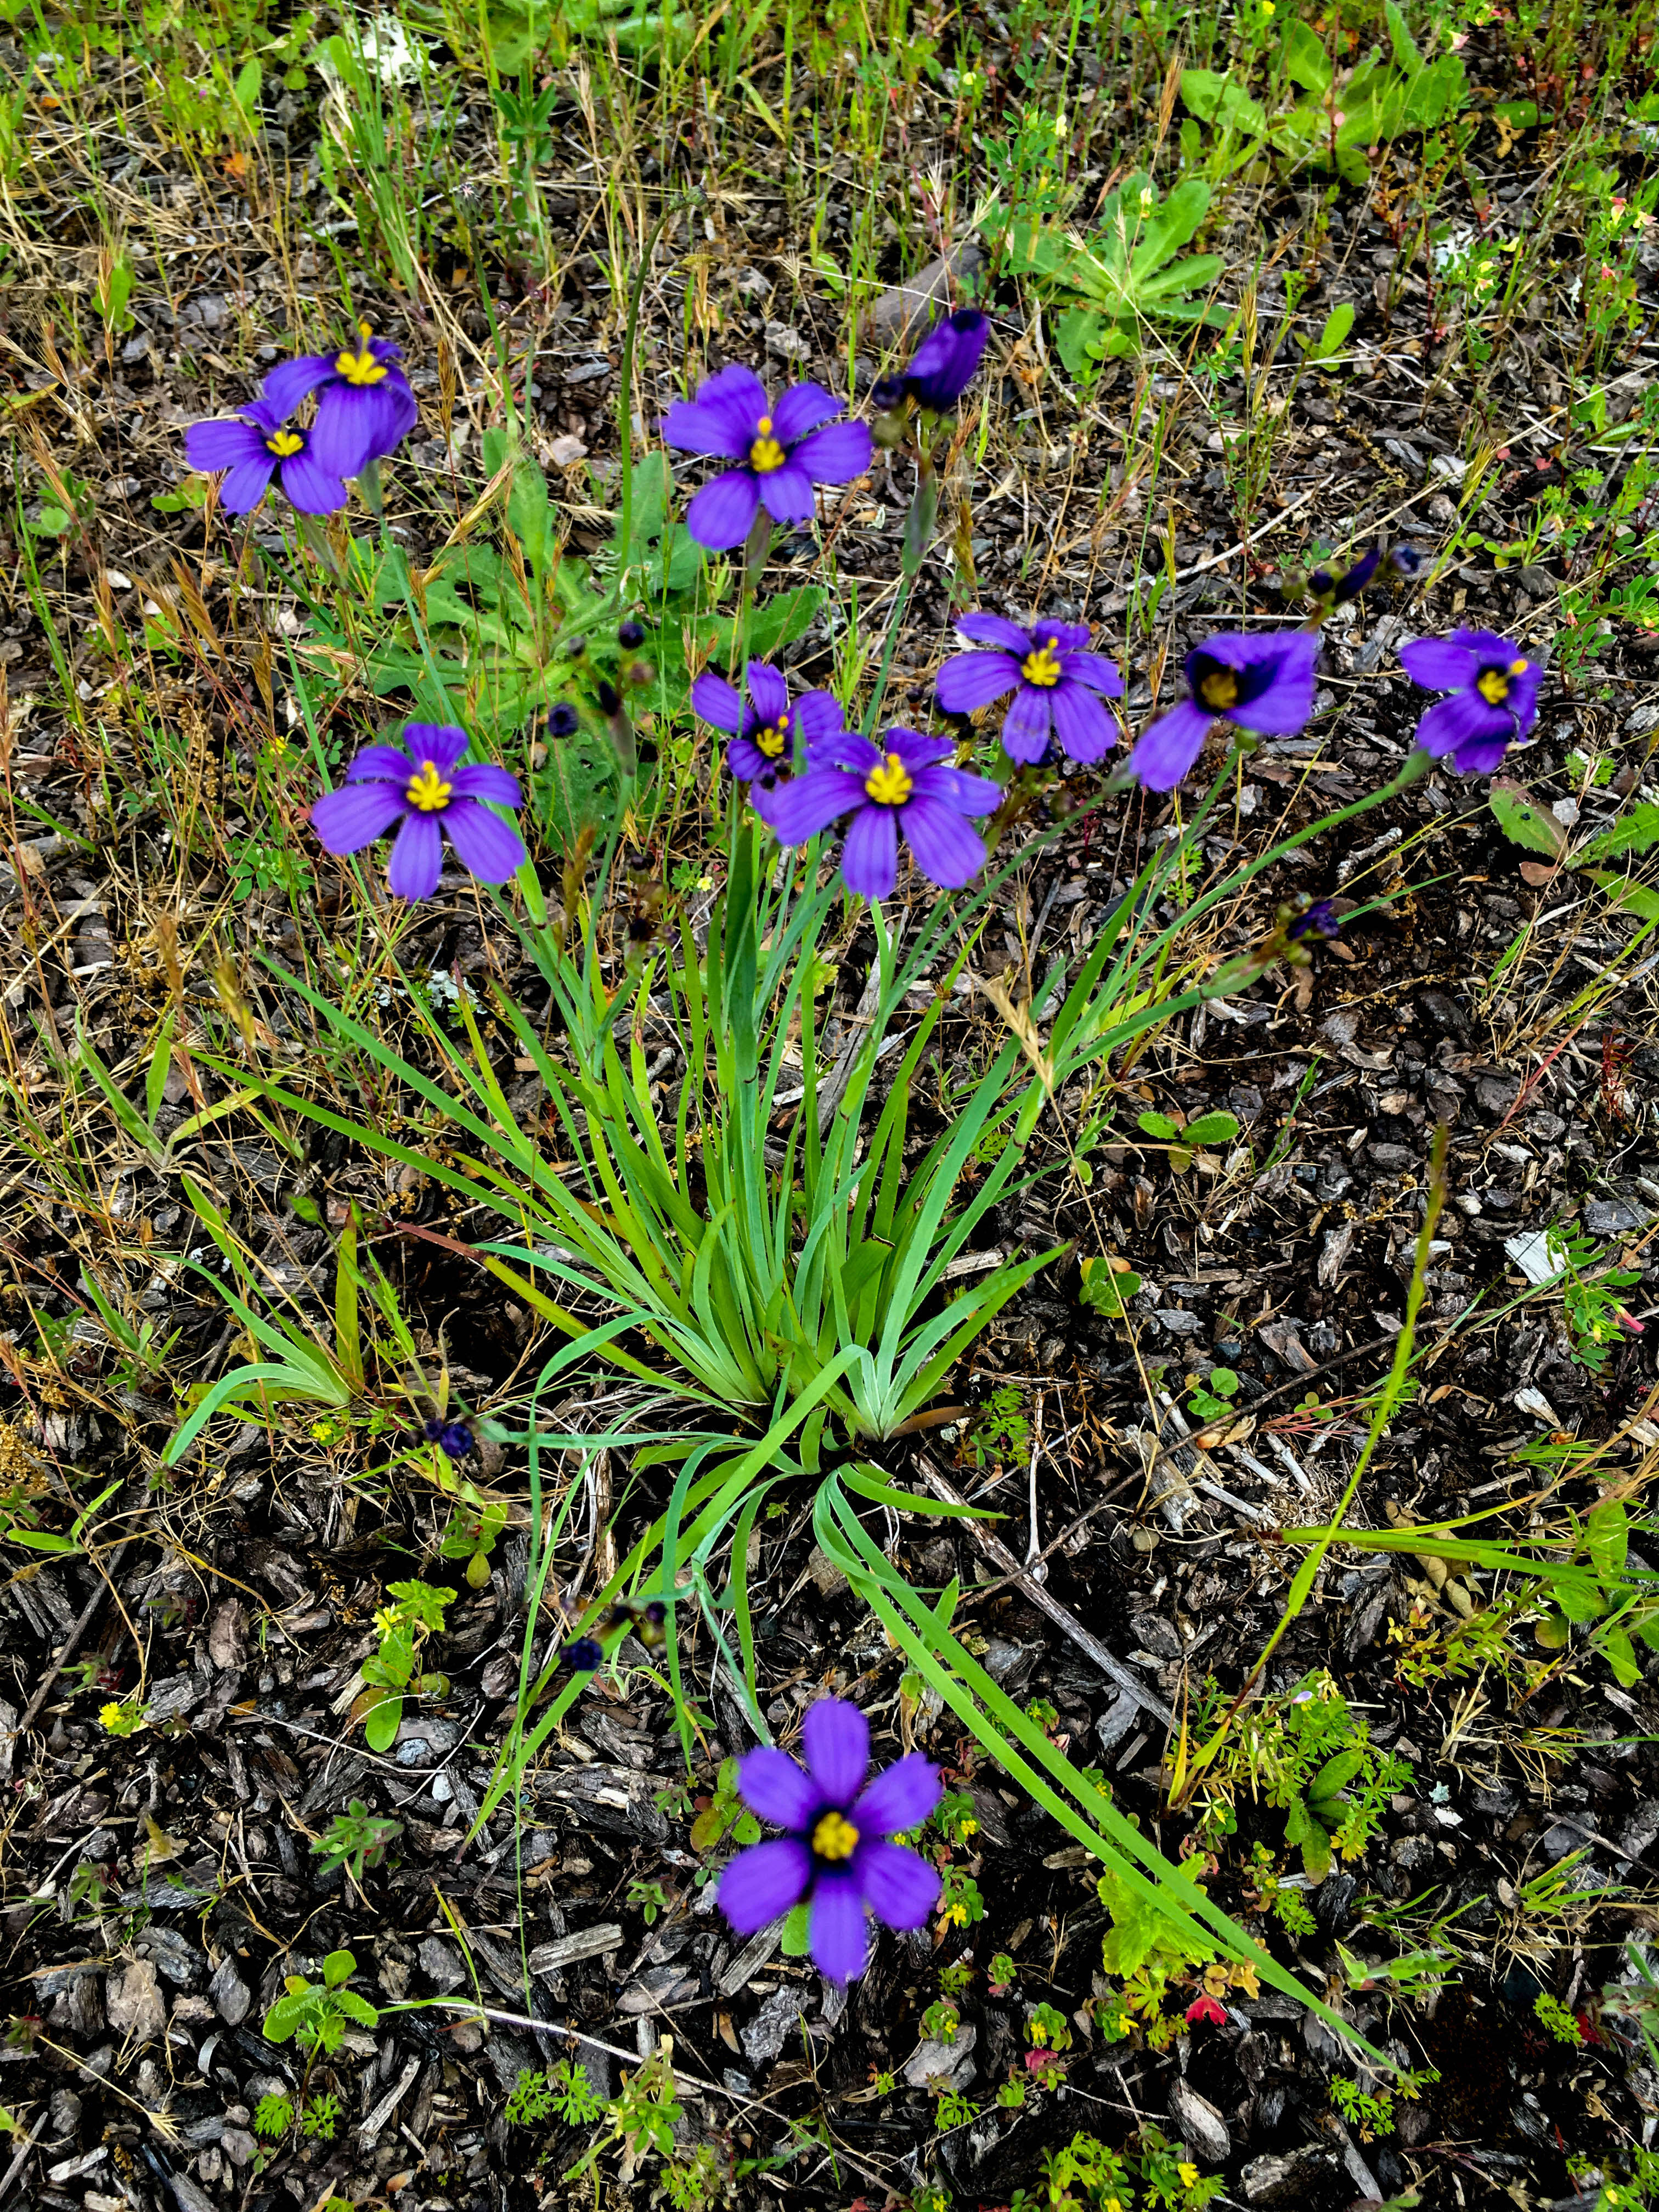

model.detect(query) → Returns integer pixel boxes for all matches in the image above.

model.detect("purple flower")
[1398,628,1542,775]
[936,612,1124,765]
[310,723,527,901]
[692,659,846,809]
[259,324,418,478]
[183,399,348,516]
[422,1418,473,1460]
[662,365,871,550]
[766,726,1000,901]
[1128,631,1320,792]
[561,1637,603,1672]
[1310,546,1381,606]
[896,308,991,411]
[716,1699,942,1982]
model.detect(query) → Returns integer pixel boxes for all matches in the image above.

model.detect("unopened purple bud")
[1286,899,1340,943]
[901,308,991,412]
[868,375,907,414]
[1309,569,1336,599]
[1331,546,1383,605]
[596,679,621,716]
[547,703,579,737]
[618,619,646,648]
[1391,544,1425,577]
[561,1637,603,1672]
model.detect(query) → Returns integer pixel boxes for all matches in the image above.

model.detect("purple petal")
[441,798,528,884]
[346,744,417,785]
[883,726,954,771]
[718,1838,811,1933]
[184,417,268,471]
[278,450,349,515]
[815,730,882,776]
[1399,636,1481,692]
[312,382,402,477]
[1058,648,1124,696]
[793,690,847,760]
[1128,699,1214,791]
[1050,681,1117,764]
[686,468,761,551]
[399,724,469,775]
[936,649,1022,714]
[448,762,523,805]
[1227,637,1319,736]
[728,737,769,782]
[767,767,869,846]
[1036,620,1091,653]
[1447,626,1522,663]
[900,794,987,889]
[744,661,789,726]
[311,780,408,856]
[259,353,337,416]
[1448,733,1513,775]
[691,671,746,733]
[1506,665,1543,738]
[758,461,817,527]
[956,612,1032,654]
[770,380,842,445]
[841,804,901,900]
[909,764,1001,816]
[810,1874,870,1983]
[802,1700,869,1804]
[664,364,770,458]
[386,811,444,901]
[1413,691,1508,758]
[854,1837,942,1928]
[737,1746,820,1830]
[663,398,752,460]
[217,457,278,514]
[786,419,872,487]
[1001,686,1052,764]
[854,1752,944,1836]
[1183,629,1306,679]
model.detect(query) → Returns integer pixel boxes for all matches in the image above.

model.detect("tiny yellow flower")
[99,1702,123,1729]
[1178,2164,1201,2190]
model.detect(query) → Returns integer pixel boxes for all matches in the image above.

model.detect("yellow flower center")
[748,414,786,472]
[756,714,791,759]
[864,752,913,807]
[1198,667,1239,710]
[266,429,304,458]
[1020,640,1063,688]
[404,760,453,812]
[334,320,388,386]
[812,1809,860,1861]
[1477,656,1530,706]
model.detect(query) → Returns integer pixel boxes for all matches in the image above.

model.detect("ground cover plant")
[3,0,1659,2208]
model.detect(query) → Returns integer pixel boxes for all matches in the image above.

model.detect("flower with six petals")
[1398,627,1542,775]
[765,726,1000,900]
[259,323,419,478]
[716,1699,943,1982]
[310,723,527,901]
[936,612,1124,764]
[1127,631,1320,792]
[183,398,348,516]
[691,659,846,812]
[663,366,871,550]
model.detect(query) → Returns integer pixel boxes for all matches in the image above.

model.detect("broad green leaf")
[780,1902,811,1955]
[232,57,263,120]
[1586,1499,1629,1581]
[1588,871,1659,921]
[1180,68,1267,136]
[323,1950,356,1988]
[1383,0,1423,71]
[1307,302,1355,361]
[1489,780,1568,859]
[1282,19,1333,93]
[1578,803,1659,865]
[1137,1110,1182,1141]
[1307,1747,1365,1805]
[1403,55,1467,128]
[1283,1793,1334,1882]
[1183,1110,1240,1146]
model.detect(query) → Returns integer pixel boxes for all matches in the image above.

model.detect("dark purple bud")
[547,703,579,737]
[643,1600,667,1626]
[901,308,991,412]
[618,620,646,648]
[561,1637,603,1672]
[1331,546,1383,605]
[439,1421,472,1460]
[868,375,908,414]
[567,636,585,657]
[1286,899,1340,943]
[596,679,621,716]
[1308,568,1336,599]
[1391,544,1425,577]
